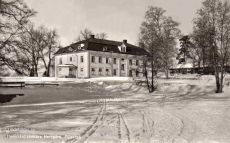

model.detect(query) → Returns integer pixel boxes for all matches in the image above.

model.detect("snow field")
[0,75,230,142]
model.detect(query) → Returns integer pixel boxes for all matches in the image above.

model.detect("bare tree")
[17,24,41,76]
[76,28,108,41]
[76,28,93,41]
[193,0,230,93]
[138,6,181,92]
[139,6,181,80]
[0,0,36,75]
[15,24,60,77]
[189,33,206,70]
[37,26,60,77]
[96,32,108,40]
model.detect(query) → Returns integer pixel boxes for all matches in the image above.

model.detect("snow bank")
[84,77,133,83]
[0,77,76,82]
[0,76,133,83]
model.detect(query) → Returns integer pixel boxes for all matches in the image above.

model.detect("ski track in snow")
[139,109,154,143]
[66,99,107,143]
[117,110,131,143]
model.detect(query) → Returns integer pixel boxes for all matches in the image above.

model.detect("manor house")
[54,35,148,78]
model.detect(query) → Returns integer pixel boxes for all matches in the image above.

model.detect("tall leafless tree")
[0,0,36,75]
[138,6,181,92]
[37,26,60,77]
[193,0,230,93]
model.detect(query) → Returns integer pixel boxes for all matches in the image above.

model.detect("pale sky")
[24,0,204,47]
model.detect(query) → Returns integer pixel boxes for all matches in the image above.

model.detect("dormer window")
[78,44,84,50]
[103,46,107,51]
[68,47,73,51]
[121,46,126,52]
[78,46,82,50]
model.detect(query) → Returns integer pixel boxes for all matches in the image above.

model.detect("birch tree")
[139,6,181,85]
[193,0,230,93]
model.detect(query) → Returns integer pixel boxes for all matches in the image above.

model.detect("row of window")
[91,56,139,65]
[59,67,141,76]
[59,56,73,64]
[59,56,83,64]
[91,68,117,76]
[59,56,140,65]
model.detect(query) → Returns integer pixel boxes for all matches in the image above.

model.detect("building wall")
[55,50,144,78]
[55,52,86,78]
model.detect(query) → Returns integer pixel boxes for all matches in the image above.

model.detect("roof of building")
[55,36,148,56]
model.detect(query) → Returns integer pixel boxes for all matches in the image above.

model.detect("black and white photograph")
[1,0,230,142]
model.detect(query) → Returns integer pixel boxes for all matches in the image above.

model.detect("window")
[59,68,62,71]
[78,45,82,50]
[99,68,102,75]
[129,59,132,65]
[129,70,132,77]
[121,47,126,52]
[106,58,109,64]
[81,56,84,63]
[114,69,117,76]
[91,56,95,63]
[121,58,124,61]
[80,68,83,72]
[59,58,62,64]
[103,46,107,51]
[106,69,109,75]
[136,70,139,77]
[99,56,102,63]
[91,68,95,75]
[69,47,73,51]
[136,60,139,66]
[70,57,72,61]
[114,58,116,64]
[121,64,125,70]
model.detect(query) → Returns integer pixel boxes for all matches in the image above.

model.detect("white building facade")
[54,35,148,78]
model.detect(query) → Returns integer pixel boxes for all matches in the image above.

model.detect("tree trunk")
[215,67,225,93]
[165,68,169,79]
[46,61,51,77]
[151,61,155,93]
[145,69,151,93]
[215,76,223,93]
[46,69,50,77]
[29,68,34,77]
[34,64,38,77]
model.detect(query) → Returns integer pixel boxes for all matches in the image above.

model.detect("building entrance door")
[69,67,77,78]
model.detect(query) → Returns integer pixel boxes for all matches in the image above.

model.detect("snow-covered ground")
[0,75,230,143]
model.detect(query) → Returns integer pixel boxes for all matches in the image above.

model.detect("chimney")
[90,35,95,39]
[123,39,127,43]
